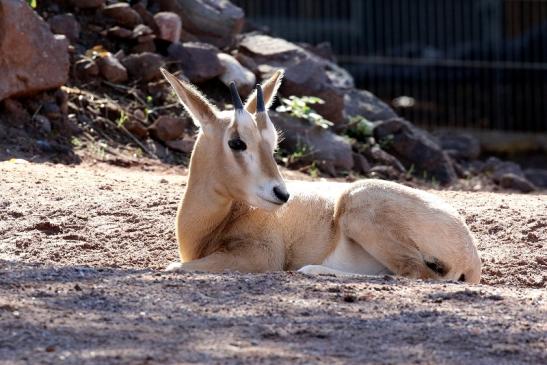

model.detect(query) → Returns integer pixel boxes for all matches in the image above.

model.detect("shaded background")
[234,0,547,132]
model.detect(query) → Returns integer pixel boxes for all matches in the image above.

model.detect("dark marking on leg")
[458,273,466,282]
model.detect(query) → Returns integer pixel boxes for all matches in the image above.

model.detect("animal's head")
[161,68,289,211]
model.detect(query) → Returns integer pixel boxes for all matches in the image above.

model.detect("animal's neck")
[175,134,234,261]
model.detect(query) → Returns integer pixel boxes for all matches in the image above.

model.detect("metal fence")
[233,0,547,132]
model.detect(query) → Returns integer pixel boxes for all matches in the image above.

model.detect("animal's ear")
[161,68,218,128]
[245,69,284,114]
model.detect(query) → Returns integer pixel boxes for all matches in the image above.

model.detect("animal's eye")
[228,138,247,151]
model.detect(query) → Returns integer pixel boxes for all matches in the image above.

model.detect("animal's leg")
[165,241,284,273]
[336,181,481,282]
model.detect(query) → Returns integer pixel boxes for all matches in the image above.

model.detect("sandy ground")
[0,161,545,364]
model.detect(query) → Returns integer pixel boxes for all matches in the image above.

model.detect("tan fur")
[161,69,482,283]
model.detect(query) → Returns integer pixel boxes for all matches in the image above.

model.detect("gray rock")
[103,3,142,28]
[343,89,398,122]
[373,118,457,185]
[434,131,481,160]
[154,12,182,43]
[269,111,354,174]
[107,26,133,39]
[167,42,224,83]
[48,13,80,42]
[97,54,128,83]
[121,52,164,82]
[0,0,69,101]
[352,153,371,174]
[499,173,536,193]
[157,0,244,48]
[524,168,547,188]
[238,34,354,124]
[484,157,524,182]
[363,145,406,173]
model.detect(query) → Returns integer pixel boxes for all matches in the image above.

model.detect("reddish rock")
[165,136,196,154]
[107,26,133,39]
[167,42,224,83]
[73,58,99,81]
[148,115,190,142]
[0,0,69,100]
[124,120,148,139]
[121,53,164,82]
[48,13,80,42]
[97,54,128,83]
[154,12,182,43]
[103,3,142,28]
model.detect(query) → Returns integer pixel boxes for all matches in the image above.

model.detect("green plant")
[345,115,375,141]
[308,161,319,178]
[276,96,333,129]
[27,0,37,9]
[70,136,82,148]
[116,111,128,128]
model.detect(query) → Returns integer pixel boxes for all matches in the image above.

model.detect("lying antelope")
[161,68,482,283]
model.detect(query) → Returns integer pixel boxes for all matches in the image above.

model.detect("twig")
[98,116,156,159]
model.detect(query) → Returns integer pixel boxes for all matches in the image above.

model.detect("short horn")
[229,82,243,110]
[256,84,265,113]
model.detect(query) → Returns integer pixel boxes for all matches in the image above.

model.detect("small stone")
[124,120,148,139]
[149,116,189,142]
[218,53,256,96]
[167,42,224,83]
[121,52,164,82]
[34,115,51,134]
[73,58,99,81]
[154,12,182,43]
[97,54,128,83]
[499,173,536,193]
[103,3,142,28]
[132,24,153,39]
[107,26,133,39]
[165,137,196,154]
[48,13,80,42]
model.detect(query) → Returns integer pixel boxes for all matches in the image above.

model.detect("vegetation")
[276,96,333,129]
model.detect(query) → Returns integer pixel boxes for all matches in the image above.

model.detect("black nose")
[273,186,290,203]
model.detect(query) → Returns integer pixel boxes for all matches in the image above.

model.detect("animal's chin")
[250,195,284,211]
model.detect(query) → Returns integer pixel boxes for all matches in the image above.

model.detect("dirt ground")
[0,161,545,365]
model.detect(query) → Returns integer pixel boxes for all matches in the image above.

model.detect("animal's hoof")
[165,262,184,272]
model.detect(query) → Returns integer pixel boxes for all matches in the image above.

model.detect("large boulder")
[167,42,224,83]
[373,118,457,185]
[0,0,69,101]
[269,111,354,175]
[343,89,398,122]
[157,0,244,48]
[434,131,481,160]
[217,53,255,96]
[483,157,524,182]
[238,34,354,124]
[524,168,547,188]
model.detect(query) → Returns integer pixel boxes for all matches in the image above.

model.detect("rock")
[132,24,154,40]
[1,99,30,127]
[217,53,256,96]
[165,136,196,154]
[132,2,160,35]
[121,53,164,82]
[148,116,190,142]
[48,13,80,42]
[124,120,148,139]
[157,0,244,48]
[97,54,128,83]
[41,101,62,120]
[102,3,142,28]
[238,34,354,123]
[167,42,224,83]
[363,145,406,173]
[70,0,104,8]
[34,115,51,134]
[0,0,69,100]
[352,153,371,174]
[343,89,398,122]
[73,58,99,81]
[373,118,457,185]
[524,168,547,188]
[368,165,401,180]
[270,111,354,174]
[154,12,181,43]
[499,173,536,193]
[483,157,524,182]
[434,131,481,160]
[107,26,133,39]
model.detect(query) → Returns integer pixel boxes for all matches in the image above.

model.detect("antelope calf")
[161,69,481,283]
